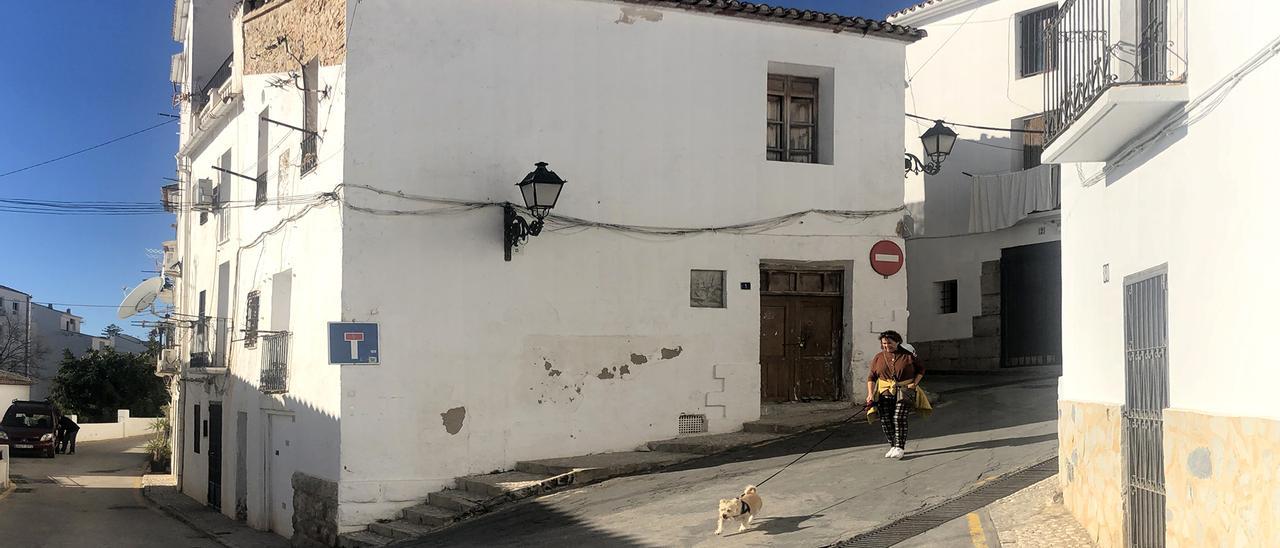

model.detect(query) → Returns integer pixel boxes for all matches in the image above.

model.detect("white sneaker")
[892,448,906,459]
[885,447,896,458]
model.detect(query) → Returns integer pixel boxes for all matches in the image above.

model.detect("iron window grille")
[678,413,708,434]
[767,74,819,163]
[260,332,290,394]
[937,280,958,314]
[244,291,260,348]
[1019,6,1059,77]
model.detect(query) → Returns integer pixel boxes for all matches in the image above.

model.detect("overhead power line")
[906,112,1045,134]
[0,118,177,180]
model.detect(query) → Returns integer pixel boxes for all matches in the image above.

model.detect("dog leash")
[753,404,872,488]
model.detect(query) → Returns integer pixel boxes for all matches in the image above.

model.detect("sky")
[0,0,920,339]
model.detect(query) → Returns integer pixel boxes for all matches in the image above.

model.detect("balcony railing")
[260,332,290,394]
[191,317,230,368]
[300,134,318,176]
[1044,0,1186,145]
[193,53,234,118]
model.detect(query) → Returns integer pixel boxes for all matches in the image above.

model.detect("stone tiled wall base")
[1164,409,1280,547]
[244,0,347,75]
[292,472,338,548]
[1059,400,1125,547]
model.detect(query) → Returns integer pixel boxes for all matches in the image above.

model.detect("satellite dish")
[118,277,166,319]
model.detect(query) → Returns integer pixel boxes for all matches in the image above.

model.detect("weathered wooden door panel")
[759,269,844,402]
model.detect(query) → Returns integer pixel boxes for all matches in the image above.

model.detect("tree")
[102,324,124,338]
[50,348,168,422]
[0,313,46,376]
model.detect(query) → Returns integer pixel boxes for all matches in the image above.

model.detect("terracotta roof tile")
[616,1,926,41]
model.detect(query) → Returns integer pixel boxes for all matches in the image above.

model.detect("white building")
[888,0,1063,372]
[166,0,924,544]
[1032,0,1280,545]
[1,284,113,399]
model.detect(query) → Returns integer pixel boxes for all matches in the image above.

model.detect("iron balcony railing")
[260,332,290,394]
[300,134,318,175]
[191,317,230,368]
[193,53,234,118]
[1043,0,1187,145]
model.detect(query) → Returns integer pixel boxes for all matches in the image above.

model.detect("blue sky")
[0,0,918,338]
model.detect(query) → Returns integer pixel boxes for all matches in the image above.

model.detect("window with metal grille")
[256,108,269,207]
[1018,6,1057,78]
[767,74,818,163]
[300,57,319,176]
[936,280,958,314]
[678,413,708,434]
[244,291,260,348]
[260,332,290,394]
[1019,114,1046,169]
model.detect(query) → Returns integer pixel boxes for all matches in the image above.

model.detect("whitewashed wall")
[1058,2,1280,418]
[339,0,911,528]
[892,0,1062,343]
[175,57,346,532]
[0,384,30,405]
[68,410,158,442]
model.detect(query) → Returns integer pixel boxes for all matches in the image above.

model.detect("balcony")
[189,318,229,374]
[260,332,290,394]
[193,53,233,120]
[1042,0,1187,163]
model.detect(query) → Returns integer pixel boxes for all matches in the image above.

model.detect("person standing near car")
[57,414,80,454]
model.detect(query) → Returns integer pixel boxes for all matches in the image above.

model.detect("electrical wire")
[906,112,1044,134]
[0,118,177,180]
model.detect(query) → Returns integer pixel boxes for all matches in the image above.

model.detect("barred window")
[244,291,260,348]
[1018,6,1057,77]
[767,75,818,163]
[937,280,958,314]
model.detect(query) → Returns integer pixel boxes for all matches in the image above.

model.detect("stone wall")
[1164,409,1280,546]
[1058,399,1126,548]
[292,472,338,548]
[243,0,346,75]
[912,260,1002,371]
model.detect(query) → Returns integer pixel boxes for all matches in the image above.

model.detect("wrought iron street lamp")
[905,120,958,176]
[505,162,566,261]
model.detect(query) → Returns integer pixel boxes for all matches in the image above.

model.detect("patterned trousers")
[876,394,909,448]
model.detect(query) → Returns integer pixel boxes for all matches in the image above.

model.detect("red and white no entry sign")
[870,240,904,277]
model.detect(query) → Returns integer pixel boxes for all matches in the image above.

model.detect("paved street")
[406,375,1059,547]
[0,436,218,548]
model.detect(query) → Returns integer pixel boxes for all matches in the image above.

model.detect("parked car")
[0,400,60,458]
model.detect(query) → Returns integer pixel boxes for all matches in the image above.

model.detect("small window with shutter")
[767,74,819,163]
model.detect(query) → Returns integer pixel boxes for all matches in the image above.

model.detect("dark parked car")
[0,400,60,458]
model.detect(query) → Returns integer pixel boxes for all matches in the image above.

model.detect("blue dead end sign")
[328,322,379,365]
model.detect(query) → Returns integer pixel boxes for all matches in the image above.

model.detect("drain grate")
[14,488,34,493]
[827,457,1058,548]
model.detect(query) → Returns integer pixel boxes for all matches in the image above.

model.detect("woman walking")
[866,330,924,459]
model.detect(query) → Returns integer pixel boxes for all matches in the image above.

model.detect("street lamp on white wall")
[905,120,958,176]
[504,162,566,261]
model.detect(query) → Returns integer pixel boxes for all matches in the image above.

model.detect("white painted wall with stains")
[336,0,912,528]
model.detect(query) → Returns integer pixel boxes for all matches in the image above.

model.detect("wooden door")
[760,270,844,402]
[207,402,223,510]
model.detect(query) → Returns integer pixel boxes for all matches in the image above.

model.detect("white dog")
[715,485,763,535]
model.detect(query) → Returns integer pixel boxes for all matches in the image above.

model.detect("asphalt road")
[405,375,1060,547]
[0,436,218,548]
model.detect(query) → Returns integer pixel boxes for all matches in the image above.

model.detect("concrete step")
[646,432,782,455]
[427,488,489,512]
[456,471,552,498]
[743,409,862,434]
[368,519,437,540]
[402,503,458,527]
[337,530,393,548]
[515,450,699,482]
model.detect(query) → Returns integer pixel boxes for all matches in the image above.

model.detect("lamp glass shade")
[920,121,958,162]
[517,162,566,219]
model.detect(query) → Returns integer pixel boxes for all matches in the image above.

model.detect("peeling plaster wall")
[336,0,909,529]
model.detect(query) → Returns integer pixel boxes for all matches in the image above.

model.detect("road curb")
[141,485,234,548]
